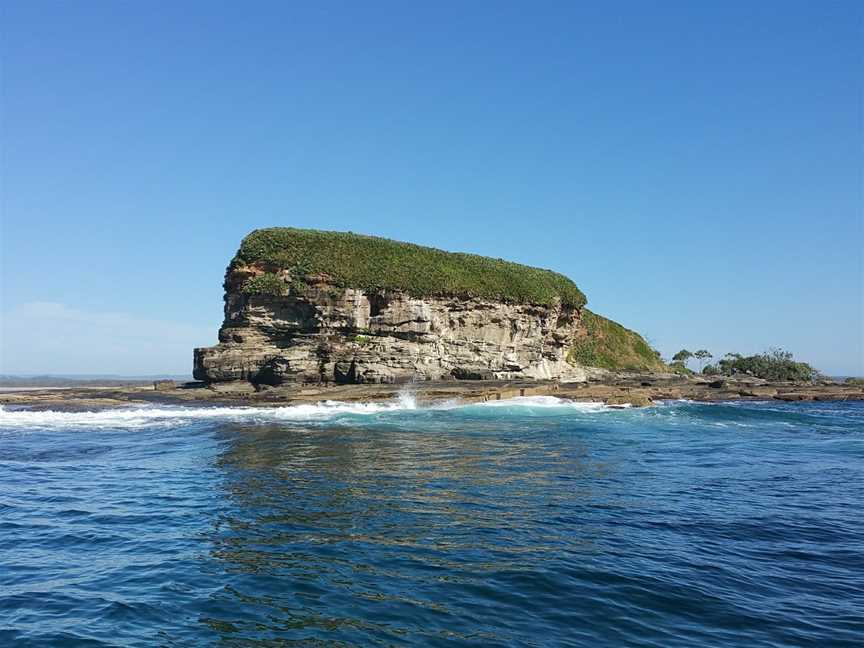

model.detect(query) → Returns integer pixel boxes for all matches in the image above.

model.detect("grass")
[232,227,587,307]
[567,310,666,371]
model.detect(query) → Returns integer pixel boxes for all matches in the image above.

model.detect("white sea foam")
[0,394,617,431]
[0,401,412,430]
[475,395,612,411]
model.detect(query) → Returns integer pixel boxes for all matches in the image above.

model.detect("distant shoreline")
[0,377,190,390]
[0,386,100,392]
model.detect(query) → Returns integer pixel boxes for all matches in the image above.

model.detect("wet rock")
[605,393,653,408]
[737,387,778,398]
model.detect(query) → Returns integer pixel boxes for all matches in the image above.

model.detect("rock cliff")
[193,228,662,385]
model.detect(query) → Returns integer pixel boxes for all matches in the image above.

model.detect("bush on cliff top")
[567,310,666,371]
[233,227,587,307]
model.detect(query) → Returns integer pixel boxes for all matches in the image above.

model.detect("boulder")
[605,393,653,408]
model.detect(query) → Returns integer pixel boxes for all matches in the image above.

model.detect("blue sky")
[1,1,861,376]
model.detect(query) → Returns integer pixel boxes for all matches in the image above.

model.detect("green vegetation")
[669,349,694,374]
[669,362,694,375]
[672,349,693,364]
[671,348,712,373]
[567,310,666,371]
[704,349,819,382]
[241,272,286,296]
[693,349,712,371]
[844,377,864,386]
[232,228,587,307]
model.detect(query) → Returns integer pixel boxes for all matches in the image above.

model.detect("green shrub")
[241,272,286,296]
[232,227,586,307]
[715,348,818,381]
[669,361,694,375]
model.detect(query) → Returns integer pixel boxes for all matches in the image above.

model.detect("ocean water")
[1,396,862,647]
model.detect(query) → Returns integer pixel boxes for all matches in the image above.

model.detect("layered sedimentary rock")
[193,228,665,386]
[194,268,587,385]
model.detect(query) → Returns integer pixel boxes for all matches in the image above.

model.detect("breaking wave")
[0,395,617,431]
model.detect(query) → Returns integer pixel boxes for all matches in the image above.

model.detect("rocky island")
[193,227,664,387]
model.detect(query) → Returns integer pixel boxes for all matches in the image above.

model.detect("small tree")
[668,349,693,375]
[672,349,693,366]
[694,349,712,372]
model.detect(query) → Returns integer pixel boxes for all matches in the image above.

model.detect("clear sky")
[1,1,862,376]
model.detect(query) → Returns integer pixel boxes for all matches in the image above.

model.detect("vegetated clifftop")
[194,228,664,385]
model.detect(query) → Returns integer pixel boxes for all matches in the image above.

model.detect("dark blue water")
[1,397,862,647]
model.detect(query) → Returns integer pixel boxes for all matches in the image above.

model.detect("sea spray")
[396,382,418,410]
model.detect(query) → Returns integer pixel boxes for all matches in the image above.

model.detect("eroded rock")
[194,275,589,386]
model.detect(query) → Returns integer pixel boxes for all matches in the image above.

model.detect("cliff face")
[194,228,663,386]
[193,265,587,385]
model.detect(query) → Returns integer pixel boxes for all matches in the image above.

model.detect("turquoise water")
[1,397,862,646]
